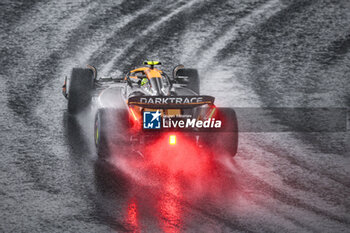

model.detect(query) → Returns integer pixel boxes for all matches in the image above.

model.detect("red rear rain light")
[169,135,176,145]
[208,105,216,118]
[129,107,138,121]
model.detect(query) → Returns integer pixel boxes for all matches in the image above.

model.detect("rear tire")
[200,108,238,157]
[68,68,94,114]
[217,108,238,157]
[95,109,109,159]
[176,68,200,94]
[95,108,129,159]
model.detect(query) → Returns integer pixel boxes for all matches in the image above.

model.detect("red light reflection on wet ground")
[144,133,214,177]
[158,177,183,233]
[124,198,140,233]
[111,132,238,232]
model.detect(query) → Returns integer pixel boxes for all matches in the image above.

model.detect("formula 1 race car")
[62,61,238,158]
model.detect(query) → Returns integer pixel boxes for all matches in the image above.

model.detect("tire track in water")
[88,0,188,73]
[0,0,40,29]
[174,1,350,221]
[3,0,99,119]
[3,2,183,218]
[5,0,162,119]
[229,159,350,229]
[195,0,284,69]
[178,0,270,64]
[322,33,350,65]
[176,162,322,233]
[99,0,274,77]
[215,0,316,60]
[186,153,350,232]
[91,0,348,229]
[99,0,203,75]
[234,132,350,223]
[2,2,208,231]
[174,0,286,106]
[57,1,160,76]
[245,0,350,180]
[249,0,350,107]
[1,1,103,198]
[0,1,136,208]
[257,139,350,189]
[123,0,270,71]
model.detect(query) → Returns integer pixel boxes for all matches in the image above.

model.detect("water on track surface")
[1,0,349,232]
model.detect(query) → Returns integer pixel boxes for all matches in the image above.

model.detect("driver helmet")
[141,77,148,86]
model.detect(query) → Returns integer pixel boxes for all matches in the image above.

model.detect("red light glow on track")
[124,198,140,233]
[143,133,213,176]
[158,177,182,233]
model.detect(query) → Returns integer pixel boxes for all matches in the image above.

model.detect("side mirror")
[172,64,185,80]
[125,72,133,86]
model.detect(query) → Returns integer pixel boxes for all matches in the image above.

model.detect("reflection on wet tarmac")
[158,177,182,233]
[124,198,140,233]
[91,124,236,232]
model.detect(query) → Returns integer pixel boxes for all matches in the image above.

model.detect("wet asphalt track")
[1,0,350,232]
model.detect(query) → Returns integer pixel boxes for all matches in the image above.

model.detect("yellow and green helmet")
[143,61,162,66]
[141,77,148,86]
